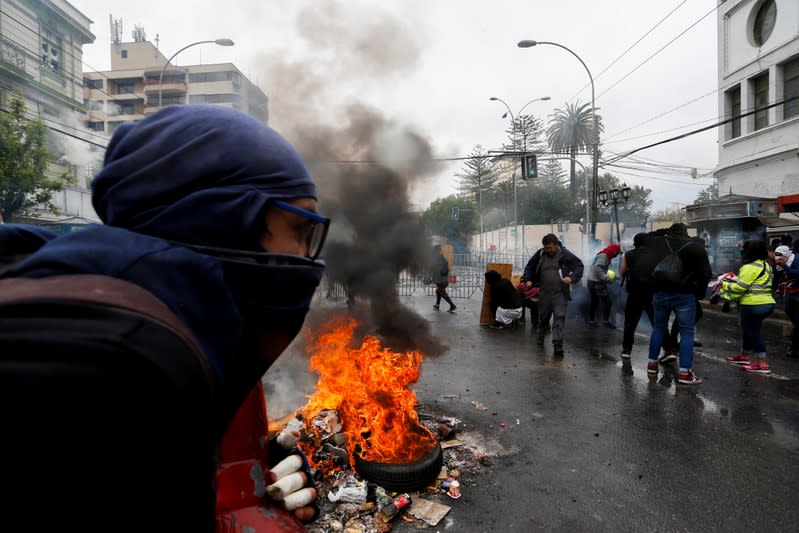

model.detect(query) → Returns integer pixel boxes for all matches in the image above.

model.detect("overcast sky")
[75,0,720,212]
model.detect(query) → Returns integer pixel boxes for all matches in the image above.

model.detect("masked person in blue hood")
[0,105,328,530]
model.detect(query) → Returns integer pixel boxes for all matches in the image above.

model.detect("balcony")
[143,81,187,95]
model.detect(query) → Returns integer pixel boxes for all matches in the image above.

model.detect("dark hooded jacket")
[0,105,324,423]
[521,245,584,299]
[647,228,711,299]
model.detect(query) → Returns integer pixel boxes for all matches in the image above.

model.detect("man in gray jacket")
[521,234,584,356]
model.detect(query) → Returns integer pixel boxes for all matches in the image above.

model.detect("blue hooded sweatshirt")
[1,105,323,396]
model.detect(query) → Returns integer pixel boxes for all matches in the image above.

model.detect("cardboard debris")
[440,439,463,449]
[408,498,451,526]
[442,394,459,399]
[471,401,488,411]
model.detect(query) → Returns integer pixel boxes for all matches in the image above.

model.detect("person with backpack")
[723,240,777,374]
[587,243,621,328]
[646,223,712,385]
[0,106,324,530]
[620,233,657,360]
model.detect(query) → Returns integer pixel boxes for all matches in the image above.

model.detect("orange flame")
[300,318,436,468]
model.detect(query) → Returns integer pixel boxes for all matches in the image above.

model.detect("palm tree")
[546,101,603,202]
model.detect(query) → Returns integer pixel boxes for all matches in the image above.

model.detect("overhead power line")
[604,86,719,140]
[604,94,799,165]
[596,2,721,100]
[569,0,689,102]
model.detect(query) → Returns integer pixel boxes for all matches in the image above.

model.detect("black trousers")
[622,288,654,353]
[588,281,611,322]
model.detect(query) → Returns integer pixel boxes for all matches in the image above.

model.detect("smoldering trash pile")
[271,408,493,532]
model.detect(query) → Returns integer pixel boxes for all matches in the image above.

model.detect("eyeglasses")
[271,200,330,260]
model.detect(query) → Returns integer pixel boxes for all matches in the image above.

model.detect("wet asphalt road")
[394,294,799,532]
[265,294,799,532]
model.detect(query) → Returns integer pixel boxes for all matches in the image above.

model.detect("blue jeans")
[648,292,696,371]
[739,303,775,357]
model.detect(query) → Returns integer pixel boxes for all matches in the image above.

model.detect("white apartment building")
[0,0,101,224]
[716,0,799,200]
[83,39,268,138]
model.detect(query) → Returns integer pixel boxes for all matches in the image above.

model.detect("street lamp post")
[517,40,599,243]
[598,185,631,243]
[489,95,551,254]
[158,38,235,108]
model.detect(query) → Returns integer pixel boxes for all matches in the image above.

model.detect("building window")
[84,78,104,90]
[121,50,128,59]
[752,0,777,47]
[726,85,741,139]
[783,57,799,120]
[41,41,60,72]
[188,71,234,83]
[116,82,136,95]
[86,121,104,132]
[752,72,769,131]
[189,93,240,104]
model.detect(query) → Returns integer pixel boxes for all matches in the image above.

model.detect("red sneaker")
[726,353,751,365]
[677,371,702,385]
[742,362,771,374]
[646,362,658,375]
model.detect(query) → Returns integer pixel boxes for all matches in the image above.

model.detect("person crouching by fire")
[485,270,523,329]
[1,105,326,530]
[520,234,584,356]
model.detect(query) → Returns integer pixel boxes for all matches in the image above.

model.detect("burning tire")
[354,443,443,492]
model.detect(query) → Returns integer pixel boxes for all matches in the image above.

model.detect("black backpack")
[0,274,218,531]
[651,238,693,288]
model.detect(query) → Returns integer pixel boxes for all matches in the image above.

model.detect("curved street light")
[158,38,235,108]
[489,95,551,121]
[518,39,599,242]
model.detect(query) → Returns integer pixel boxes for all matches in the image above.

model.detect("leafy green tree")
[0,98,69,222]
[546,101,603,202]
[538,158,568,186]
[572,170,652,223]
[694,181,719,205]
[453,145,498,214]
[502,114,546,154]
[420,195,478,252]
[519,179,572,225]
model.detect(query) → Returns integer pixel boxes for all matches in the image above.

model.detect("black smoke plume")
[254,1,445,355]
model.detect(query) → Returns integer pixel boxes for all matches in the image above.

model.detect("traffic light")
[521,154,538,179]
[451,207,459,220]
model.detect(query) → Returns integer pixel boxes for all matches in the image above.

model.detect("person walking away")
[775,245,799,358]
[660,234,709,363]
[587,243,621,328]
[723,240,777,373]
[521,234,584,356]
[431,245,456,312]
[620,233,657,359]
[485,270,523,329]
[646,223,712,385]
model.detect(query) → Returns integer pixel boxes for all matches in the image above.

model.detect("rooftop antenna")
[155,33,160,49]
[132,25,146,43]
[109,15,122,44]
